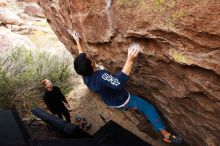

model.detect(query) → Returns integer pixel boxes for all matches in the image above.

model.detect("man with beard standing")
[42,79,71,123]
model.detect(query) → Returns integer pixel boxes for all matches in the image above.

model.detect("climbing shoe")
[163,133,184,144]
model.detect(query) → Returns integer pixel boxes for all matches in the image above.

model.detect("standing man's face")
[45,80,53,91]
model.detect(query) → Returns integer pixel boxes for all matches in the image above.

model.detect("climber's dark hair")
[74,53,93,76]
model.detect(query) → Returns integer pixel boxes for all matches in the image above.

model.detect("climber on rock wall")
[68,30,183,144]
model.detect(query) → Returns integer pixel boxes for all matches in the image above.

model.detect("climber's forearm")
[76,41,85,54]
[122,60,134,76]
[122,43,140,75]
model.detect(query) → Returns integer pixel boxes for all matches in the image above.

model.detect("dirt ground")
[24,76,174,146]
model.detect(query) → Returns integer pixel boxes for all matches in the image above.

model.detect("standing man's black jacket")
[43,86,68,114]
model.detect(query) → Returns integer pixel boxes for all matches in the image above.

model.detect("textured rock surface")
[0,0,7,7]
[38,0,220,146]
[24,3,45,18]
[0,8,22,25]
[0,31,36,52]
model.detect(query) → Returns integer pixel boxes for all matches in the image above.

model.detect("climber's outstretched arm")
[68,30,85,54]
[122,43,140,76]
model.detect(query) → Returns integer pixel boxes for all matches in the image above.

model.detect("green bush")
[0,47,73,111]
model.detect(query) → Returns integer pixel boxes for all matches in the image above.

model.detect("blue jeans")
[126,95,165,131]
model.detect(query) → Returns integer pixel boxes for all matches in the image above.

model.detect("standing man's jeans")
[51,107,71,123]
[126,95,165,131]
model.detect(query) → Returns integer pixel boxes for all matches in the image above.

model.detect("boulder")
[0,8,22,25]
[0,0,7,7]
[17,0,38,2]
[24,3,45,18]
[0,32,36,56]
[38,0,220,146]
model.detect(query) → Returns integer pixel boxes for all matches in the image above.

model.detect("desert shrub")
[0,47,74,112]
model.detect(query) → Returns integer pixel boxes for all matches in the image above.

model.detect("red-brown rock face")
[38,0,220,145]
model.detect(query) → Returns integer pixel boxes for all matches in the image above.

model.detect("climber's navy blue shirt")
[79,53,129,107]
